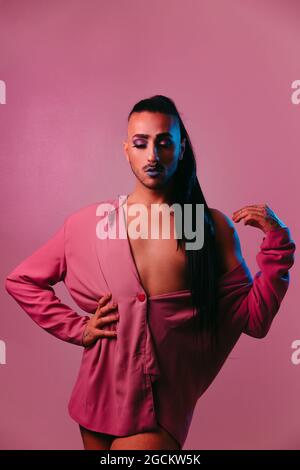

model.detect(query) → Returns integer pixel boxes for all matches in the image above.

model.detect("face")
[123,111,186,190]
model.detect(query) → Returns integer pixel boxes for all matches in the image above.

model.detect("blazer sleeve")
[218,227,296,338]
[4,218,90,347]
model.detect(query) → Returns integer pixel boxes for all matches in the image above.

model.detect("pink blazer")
[5,195,296,448]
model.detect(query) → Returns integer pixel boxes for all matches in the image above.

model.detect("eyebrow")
[132,132,173,139]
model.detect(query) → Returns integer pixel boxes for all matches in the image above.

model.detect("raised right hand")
[82,293,119,348]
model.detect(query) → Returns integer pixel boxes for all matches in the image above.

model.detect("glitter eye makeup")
[132,140,172,148]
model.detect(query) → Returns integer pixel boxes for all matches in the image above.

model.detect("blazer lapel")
[94,194,141,299]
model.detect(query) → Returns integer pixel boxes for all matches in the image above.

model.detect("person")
[5,95,296,450]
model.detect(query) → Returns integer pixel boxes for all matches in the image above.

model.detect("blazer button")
[137,293,146,302]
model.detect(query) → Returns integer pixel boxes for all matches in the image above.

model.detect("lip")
[145,168,162,175]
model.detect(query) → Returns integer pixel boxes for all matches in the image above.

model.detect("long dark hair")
[128,95,221,351]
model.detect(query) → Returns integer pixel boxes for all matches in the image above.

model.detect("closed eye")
[132,141,172,149]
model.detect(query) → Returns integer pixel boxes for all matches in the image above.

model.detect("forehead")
[128,111,179,138]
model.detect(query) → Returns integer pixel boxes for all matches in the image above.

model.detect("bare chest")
[124,209,190,297]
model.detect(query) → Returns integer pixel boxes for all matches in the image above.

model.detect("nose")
[147,146,160,163]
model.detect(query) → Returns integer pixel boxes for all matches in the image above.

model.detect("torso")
[123,202,190,297]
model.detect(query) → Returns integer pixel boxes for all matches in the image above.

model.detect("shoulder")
[65,198,117,224]
[209,208,235,239]
[61,198,120,245]
[208,207,244,275]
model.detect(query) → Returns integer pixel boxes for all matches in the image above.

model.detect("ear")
[179,137,186,160]
[123,140,129,163]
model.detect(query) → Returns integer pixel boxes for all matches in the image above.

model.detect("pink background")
[0,0,299,449]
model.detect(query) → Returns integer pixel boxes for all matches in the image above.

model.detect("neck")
[126,182,175,208]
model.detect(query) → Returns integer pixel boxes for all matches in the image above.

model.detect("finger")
[233,209,265,221]
[96,312,119,327]
[243,213,265,221]
[98,293,112,307]
[243,214,265,225]
[233,204,267,213]
[233,207,265,216]
[96,302,118,318]
[94,294,113,316]
[96,328,118,339]
[232,204,266,215]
